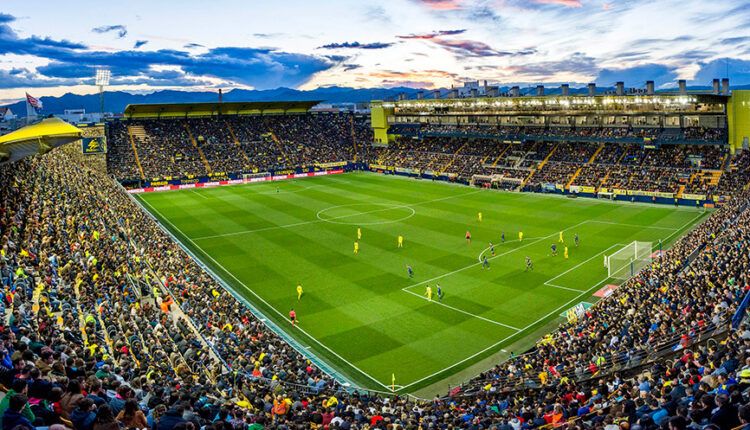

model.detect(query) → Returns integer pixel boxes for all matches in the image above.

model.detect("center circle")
[316,203,416,225]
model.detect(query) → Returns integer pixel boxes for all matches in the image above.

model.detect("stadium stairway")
[587,143,605,164]
[126,125,146,180]
[224,120,251,163]
[349,115,359,162]
[565,167,582,190]
[268,131,291,165]
[438,141,469,175]
[183,122,212,174]
[535,143,558,171]
[519,143,558,188]
[722,152,732,171]
[677,184,686,198]
[490,144,511,167]
[595,170,610,193]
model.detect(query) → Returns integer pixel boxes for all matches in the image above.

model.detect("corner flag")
[391,373,395,392]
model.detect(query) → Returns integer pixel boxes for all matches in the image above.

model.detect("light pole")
[95,68,111,119]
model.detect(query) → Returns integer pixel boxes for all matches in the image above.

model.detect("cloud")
[414,0,463,10]
[0,68,81,89]
[0,17,334,89]
[0,14,86,55]
[319,41,393,49]
[532,0,582,7]
[134,40,148,49]
[184,43,204,49]
[596,63,678,86]
[632,35,694,46]
[720,37,750,46]
[253,33,284,39]
[92,25,128,38]
[431,38,536,58]
[397,29,466,39]
[691,57,750,86]
[506,53,598,78]
[323,55,348,62]
[343,64,362,71]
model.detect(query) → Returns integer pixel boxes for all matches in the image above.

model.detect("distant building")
[0,107,15,122]
[56,109,107,123]
[310,102,370,114]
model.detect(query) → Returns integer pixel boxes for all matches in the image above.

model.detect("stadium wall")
[729,90,750,153]
[370,101,393,144]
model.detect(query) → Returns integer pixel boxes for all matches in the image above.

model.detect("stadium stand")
[2,141,750,429]
[0,89,749,430]
[107,113,371,182]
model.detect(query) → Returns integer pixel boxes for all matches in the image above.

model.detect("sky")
[1,0,750,103]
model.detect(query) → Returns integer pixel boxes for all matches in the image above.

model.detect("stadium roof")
[0,117,83,164]
[123,101,321,119]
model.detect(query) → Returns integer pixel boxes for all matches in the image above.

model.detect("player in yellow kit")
[425,285,433,301]
[559,231,564,243]
[564,246,569,259]
[357,227,362,240]
[518,231,524,241]
[354,241,359,254]
[296,283,303,300]
[478,212,483,222]
[398,235,404,248]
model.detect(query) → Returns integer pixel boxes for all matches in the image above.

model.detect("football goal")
[605,241,653,281]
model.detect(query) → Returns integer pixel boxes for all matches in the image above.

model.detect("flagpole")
[26,97,32,124]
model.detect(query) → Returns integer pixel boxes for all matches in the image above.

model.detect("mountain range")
[2,84,745,117]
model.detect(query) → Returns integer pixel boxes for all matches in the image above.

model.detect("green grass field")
[135,172,709,394]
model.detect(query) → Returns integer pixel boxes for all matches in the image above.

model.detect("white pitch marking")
[192,190,482,241]
[401,288,522,331]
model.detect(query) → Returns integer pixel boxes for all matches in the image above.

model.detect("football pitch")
[135,172,709,394]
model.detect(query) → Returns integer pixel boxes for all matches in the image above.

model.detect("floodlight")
[95,68,111,87]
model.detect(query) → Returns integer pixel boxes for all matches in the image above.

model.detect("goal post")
[242,172,271,181]
[606,241,653,280]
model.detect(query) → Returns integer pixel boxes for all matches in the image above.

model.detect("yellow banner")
[316,161,348,168]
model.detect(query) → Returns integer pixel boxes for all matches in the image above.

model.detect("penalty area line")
[401,288,522,331]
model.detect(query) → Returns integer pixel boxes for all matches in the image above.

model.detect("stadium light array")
[95,68,111,87]
[95,68,111,116]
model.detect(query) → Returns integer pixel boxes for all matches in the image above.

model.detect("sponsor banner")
[594,284,619,298]
[395,167,419,174]
[599,187,609,193]
[81,136,107,155]
[580,186,596,194]
[682,193,707,200]
[315,161,348,168]
[569,185,580,193]
[542,183,556,192]
[128,169,344,194]
[628,190,674,198]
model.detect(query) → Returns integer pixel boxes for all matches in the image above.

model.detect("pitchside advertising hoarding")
[81,136,107,155]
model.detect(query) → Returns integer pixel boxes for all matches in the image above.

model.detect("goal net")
[242,172,271,181]
[605,241,653,281]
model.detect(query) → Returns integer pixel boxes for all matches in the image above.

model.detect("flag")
[26,93,43,111]
[391,373,395,392]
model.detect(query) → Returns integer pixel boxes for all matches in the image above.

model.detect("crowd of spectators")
[395,124,725,144]
[372,126,739,197]
[2,116,750,429]
[107,114,370,181]
[4,142,750,429]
